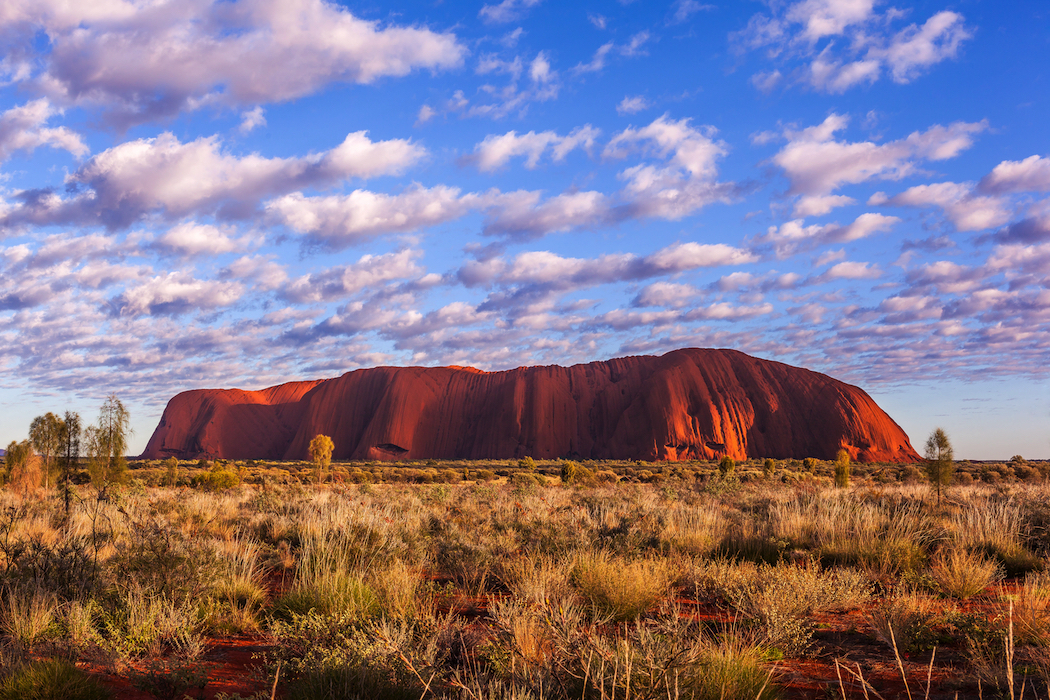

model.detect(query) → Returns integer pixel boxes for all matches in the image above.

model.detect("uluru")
[141,348,920,463]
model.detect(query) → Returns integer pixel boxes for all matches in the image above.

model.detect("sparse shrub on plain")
[834,449,850,488]
[571,550,672,621]
[559,460,593,485]
[929,548,1003,600]
[924,427,954,502]
[719,455,735,478]
[0,659,111,700]
[518,456,536,471]
[308,434,334,484]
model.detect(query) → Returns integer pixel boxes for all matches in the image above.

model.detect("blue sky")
[1,0,1048,459]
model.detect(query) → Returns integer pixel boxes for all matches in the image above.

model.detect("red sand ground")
[85,583,1012,699]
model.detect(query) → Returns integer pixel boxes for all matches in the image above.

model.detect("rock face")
[141,348,920,463]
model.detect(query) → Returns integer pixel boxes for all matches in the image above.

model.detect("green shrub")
[802,458,818,473]
[718,456,735,478]
[929,548,1002,600]
[517,456,537,471]
[560,460,593,485]
[571,551,671,621]
[192,464,240,491]
[762,459,776,477]
[834,449,850,488]
[0,659,111,700]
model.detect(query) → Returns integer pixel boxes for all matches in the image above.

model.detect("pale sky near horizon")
[0,0,1048,459]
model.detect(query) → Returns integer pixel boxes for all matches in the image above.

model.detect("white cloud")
[0,98,87,162]
[471,125,599,172]
[822,260,881,280]
[877,11,971,84]
[873,182,1011,231]
[222,255,288,291]
[118,272,243,316]
[773,113,987,196]
[759,212,899,258]
[671,1,714,24]
[980,155,1050,194]
[9,0,466,125]
[574,32,650,74]
[617,96,650,115]
[734,1,972,94]
[283,249,424,303]
[481,115,733,239]
[267,186,479,250]
[750,70,783,93]
[238,107,266,134]
[793,194,855,217]
[155,222,254,257]
[3,130,426,229]
[632,281,699,308]
[464,241,756,293]
[479,0,541,24]
[529,52,555,84]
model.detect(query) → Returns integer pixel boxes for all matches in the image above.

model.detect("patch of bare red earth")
[89,635,272,699]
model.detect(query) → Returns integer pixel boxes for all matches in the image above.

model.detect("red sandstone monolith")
[141,348,920,463]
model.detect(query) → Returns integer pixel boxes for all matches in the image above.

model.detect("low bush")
[571,550,671,621]
[0,659,111,700]
[929,548,1002,600]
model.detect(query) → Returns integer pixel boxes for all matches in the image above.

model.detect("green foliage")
[560,460,593,485]
[517,455,537,471]
[29,412,64,489]
[0,659,111,700]
[571,551,671,621]
[834,449,850,488]
[192,463,240,491]
[4,440,35,490]
[1011,454,1026,465]
[802,457,819,473]
[924,427,954,501]
[308,434,335,484]
[163,457,178,487]
[763,458,776,477]
[718,455,735,478]
[86,395,131,490]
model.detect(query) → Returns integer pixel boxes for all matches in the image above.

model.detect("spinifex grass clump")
[571,550,672,621]
[929,547,1003,600]
[0,659,111,700]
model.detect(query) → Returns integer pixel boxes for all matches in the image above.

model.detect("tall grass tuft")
[0,659,111,700]
[929,548,1003,600]
[571,550,672,621]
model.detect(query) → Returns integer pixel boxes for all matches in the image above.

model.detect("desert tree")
[309,434,334,483]
[924,427,954,503]
[834,449,851,488]
[4,439,38,493]
[718,455,735,479]
[58,412,82,519]
[29,412,64,489]
[87,395,132,492]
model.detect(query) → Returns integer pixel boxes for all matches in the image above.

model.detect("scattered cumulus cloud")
[1,0,467,125]
[479,0,542,24]
[0,99,87,162]
[733,1,972,94]
[617,96,650,115]
[470,126,599,172]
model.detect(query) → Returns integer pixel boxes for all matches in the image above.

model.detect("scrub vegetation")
[0,447,1049,697]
